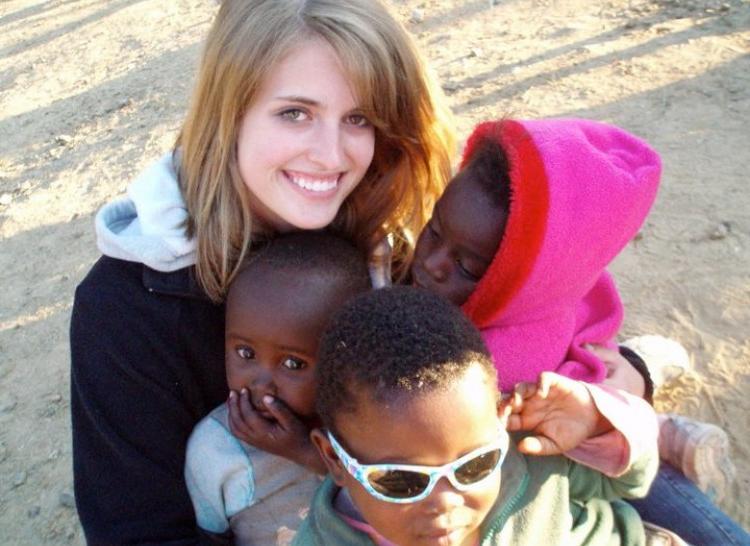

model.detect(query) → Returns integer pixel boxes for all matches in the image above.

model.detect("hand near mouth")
[227,389,326,474]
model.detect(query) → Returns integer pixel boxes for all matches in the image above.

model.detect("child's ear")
[310,429,349,486]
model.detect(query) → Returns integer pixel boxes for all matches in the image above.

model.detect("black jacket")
[70,256,229,545]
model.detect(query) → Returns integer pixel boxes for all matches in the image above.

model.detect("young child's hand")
[227,390,326,475]
[503,372,612,456]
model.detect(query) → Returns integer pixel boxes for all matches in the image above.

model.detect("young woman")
[70,1,454,544]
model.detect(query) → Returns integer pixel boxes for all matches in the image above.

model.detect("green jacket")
[293,438,658,546]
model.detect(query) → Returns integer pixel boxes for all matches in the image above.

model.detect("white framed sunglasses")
[327,428,508,504]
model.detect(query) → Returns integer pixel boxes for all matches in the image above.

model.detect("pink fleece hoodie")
[460,119,661,392]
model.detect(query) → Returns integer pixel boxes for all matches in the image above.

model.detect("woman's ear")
[310,429,349,486]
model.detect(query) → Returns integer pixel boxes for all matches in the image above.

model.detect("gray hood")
[95,153,196,272]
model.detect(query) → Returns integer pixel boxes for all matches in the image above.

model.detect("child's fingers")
[517,434,562,456]
[228,391,252,438]
[262,395,297,430]
[237,389,273,434]
[537,371,563,398]
[506,413,523,431]
[498,398,513,419]
[512,382,538,403]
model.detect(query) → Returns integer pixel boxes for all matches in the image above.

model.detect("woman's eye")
[281,357,307,371]
[346,113,370,127]
[279,109,309,122]
[236,346,255,360]
[427,220,440,238]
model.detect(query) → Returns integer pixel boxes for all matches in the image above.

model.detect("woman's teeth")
[289,174,339,192]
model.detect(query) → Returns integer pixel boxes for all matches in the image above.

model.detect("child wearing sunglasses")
[184,231,371,545]
[297,286,665,546]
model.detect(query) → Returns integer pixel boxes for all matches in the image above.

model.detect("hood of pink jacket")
[460,119,660,391]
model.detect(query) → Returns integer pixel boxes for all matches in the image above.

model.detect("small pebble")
[410,9,424,23]
[709,221,731,240]
[59,491,76,509]
[28,505,41,518]
[55,134,72,146]
[0,193,11,206]
[12,471,27,488]
[442,81,460,93]
[0,397,17,414]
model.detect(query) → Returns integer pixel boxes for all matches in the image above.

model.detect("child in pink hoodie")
[411,117,658,394]
[410,117,748,545]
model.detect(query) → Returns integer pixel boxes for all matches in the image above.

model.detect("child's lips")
[419,526,466,544]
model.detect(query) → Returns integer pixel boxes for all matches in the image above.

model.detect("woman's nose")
[308,121,345,170]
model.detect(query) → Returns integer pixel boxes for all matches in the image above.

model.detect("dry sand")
[0,0,748,543]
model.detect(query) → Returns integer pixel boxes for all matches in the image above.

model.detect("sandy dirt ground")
[0,0,748,543]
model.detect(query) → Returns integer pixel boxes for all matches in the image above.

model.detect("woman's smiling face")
[236,36,376,232]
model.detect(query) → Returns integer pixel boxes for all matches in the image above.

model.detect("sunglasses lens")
[368,469,430,499]
[454,448,502,485]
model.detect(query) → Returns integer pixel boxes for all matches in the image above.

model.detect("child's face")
[225,269,353,425]
[317,365,505,546]
[411,171,505,306]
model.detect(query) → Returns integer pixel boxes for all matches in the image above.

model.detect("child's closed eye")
[456,259,483,282]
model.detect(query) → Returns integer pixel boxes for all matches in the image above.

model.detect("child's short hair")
[230,230,371,297]
[316,286,497,428]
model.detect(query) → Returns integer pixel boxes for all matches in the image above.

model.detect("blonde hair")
[177,0,455,301]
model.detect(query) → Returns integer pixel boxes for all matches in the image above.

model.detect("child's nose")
[423,248,450,282]
[249,366,274,392]
[423,477,464,511]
